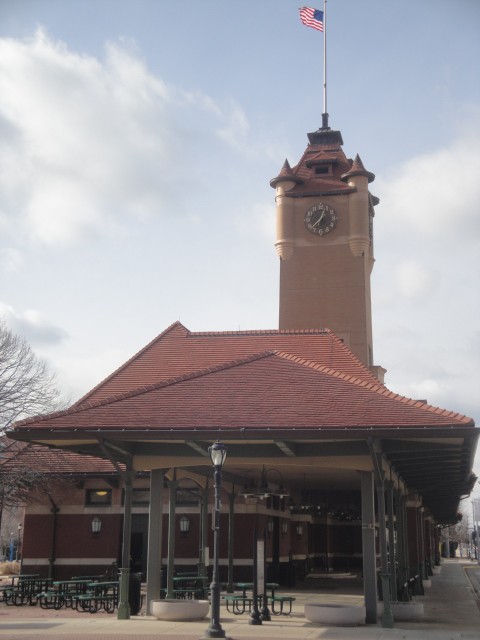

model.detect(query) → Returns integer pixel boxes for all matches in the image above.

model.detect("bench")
[270,595,295,615]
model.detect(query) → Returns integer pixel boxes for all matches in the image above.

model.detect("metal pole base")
[117,567,131,620]
[249,610,262,625]
[201,628,230,639]
[260,605,271,622]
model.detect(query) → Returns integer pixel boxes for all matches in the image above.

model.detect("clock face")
[304,203,337,236]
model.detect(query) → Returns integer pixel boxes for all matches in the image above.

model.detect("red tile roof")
[73,322,381,407]
[0,436,118,474]
[14,350,473,434]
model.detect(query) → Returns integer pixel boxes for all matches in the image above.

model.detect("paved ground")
[1,559,480,639]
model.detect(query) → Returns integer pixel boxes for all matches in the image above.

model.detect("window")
[86,489,112,506]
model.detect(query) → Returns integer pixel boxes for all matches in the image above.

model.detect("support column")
[385,481,397,601]
[406,497,424,595]
[227,491,235,593]
[394,489,409,600]
[146,469,164,612]
[418,508,427,580]
[201,488,209,578]
[424,516,433,574]
[166,480,178,598]
[198,488,206,577]
[360,471,377,624]
[368,440,393,628]
[118,464,134,619]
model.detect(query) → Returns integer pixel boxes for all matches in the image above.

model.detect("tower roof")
[270,125,377,199]
[269,159,303,188]
[341,154,375,183]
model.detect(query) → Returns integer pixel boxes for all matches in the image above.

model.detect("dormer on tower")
[271,124,384,380]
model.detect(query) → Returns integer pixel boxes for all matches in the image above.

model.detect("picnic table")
[171,575,208,599]
[1,575,52,606]
[38,579,94,609]
[224,582,279,615]
[71,581,119,614]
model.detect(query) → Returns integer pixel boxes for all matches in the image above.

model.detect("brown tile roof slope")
[74,321,381,407]
[286,139,356,196]
[15,351,474,434]
[0,435,118,474]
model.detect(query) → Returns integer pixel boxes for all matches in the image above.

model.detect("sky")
[0,1,479,490]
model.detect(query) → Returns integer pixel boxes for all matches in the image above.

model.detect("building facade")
[9,121,478,626]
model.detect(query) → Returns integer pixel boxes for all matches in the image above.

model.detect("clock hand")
[311,212,326,228]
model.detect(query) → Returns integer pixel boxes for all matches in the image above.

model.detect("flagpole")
[322,0,328,129]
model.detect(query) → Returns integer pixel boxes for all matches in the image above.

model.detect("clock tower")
[271,124,384,379]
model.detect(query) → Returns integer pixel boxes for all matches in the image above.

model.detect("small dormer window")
[315,165,329,175]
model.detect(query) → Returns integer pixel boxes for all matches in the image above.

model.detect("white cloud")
[0,248,24,273]
[0,29,264,248]
[377,109,480,245]
[52,347,127,403]
[395,260,432,299]
[372,111,480,425]
[0,303,68,346]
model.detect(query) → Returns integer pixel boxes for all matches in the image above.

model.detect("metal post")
[261,528,271,621]
[249,528,262,625]
[368,440,394,629]
[227,491,235,593]
[118,467,133,619]
[166,480,177,599]
[394,489,409,601]
[202,442,228,640]
[385,481,397,601]
[360,470,377,624]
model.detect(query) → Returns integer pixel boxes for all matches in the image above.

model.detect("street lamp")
[201,440,229,640]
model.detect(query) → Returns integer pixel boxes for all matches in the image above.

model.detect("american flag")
[299,7,324,32]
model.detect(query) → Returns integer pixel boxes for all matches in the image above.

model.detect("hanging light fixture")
[242,467,289,500]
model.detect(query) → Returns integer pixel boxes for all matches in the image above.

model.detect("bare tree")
[0,318,65,433]
[0,439,75,547]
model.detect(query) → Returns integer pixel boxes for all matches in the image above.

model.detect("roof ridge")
[275,352,382,387]
[189,327,331,337]
[274,353,473,423]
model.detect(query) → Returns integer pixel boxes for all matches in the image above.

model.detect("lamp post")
[202,441,229,640]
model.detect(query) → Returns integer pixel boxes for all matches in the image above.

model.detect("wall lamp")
[91,516,102,534]
[281,522,289,536]
[179,515,190,534]
[296,524,304,538]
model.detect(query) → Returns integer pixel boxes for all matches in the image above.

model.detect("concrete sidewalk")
[1,559,479,639]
